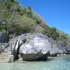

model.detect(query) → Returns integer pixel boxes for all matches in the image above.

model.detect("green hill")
[0,0,70,46]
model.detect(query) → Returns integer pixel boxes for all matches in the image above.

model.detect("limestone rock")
[14,34,51,61]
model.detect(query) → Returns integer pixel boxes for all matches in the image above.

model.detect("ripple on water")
[0,55,70,70]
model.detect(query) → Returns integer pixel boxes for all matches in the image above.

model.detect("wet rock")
[8,55,14,63]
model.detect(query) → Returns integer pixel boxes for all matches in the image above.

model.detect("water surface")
[0,55,70,70]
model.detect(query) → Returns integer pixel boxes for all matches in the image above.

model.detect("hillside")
[0,0,70,47]
[0,0,47,34]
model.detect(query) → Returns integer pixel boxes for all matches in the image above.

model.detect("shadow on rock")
[47,57,54,61]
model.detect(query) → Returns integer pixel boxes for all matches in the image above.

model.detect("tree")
[27,6,32,10]
[44,27,59,40]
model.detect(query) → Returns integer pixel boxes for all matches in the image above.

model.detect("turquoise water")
[0,55,70,70]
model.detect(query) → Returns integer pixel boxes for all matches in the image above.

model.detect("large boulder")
[14,34,51,61]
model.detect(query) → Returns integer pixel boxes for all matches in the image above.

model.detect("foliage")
[44,27,59,40]
[0,25,5,30]
[27,6,32,10]
[59,33,68,44]
[27,11,33,18]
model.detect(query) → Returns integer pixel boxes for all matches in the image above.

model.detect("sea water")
[0,55,70,70]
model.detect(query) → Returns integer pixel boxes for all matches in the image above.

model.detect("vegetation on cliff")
[0,0,70,46]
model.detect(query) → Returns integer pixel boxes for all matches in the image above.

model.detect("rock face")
[49,39,70,56]
[0,20,6,25]
[0,43,9,53]
[0,32,7,43]
[13,34,51,61]
[0,43,13,63]
[50,46,64,56]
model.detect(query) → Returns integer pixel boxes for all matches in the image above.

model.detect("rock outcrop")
[0,43,14,63]
[13,33,51,61]
[0,32,7,43]
[0,43,9,53]
[49,39,70,56]
[12,33,70,61]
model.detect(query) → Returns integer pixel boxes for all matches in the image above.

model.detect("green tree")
[44,27,59,40]
[27,6,32,10]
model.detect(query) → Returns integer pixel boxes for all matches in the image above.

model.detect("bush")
[44,27,59,40]
[27,11,33,18]
[0,25,5,30]
[27,6,32,10]
[59,34,67,44]
[11,0,14,2]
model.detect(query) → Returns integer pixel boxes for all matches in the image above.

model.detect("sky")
[19,0,70,35]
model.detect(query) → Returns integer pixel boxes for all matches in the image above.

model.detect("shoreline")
[0,53,70,63]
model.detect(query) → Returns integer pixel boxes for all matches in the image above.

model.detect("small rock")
[8,55,14,63]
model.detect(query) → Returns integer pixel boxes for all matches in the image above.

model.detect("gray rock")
[0,43,9,53]
[49,39,70,56]
[13,33,51,61]
[0,20,6,25]
[0,32,7,43]
[50,46,64,56]
[64,47,70,54]
[8,55,14,63]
